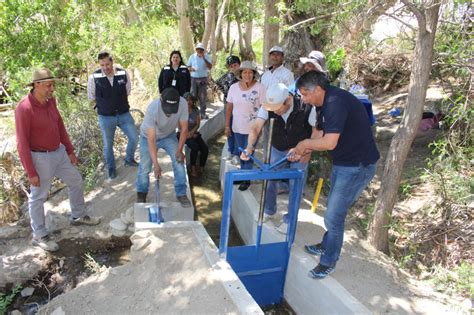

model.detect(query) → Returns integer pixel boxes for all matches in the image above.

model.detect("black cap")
[161,88,180,114]
[226,55,241,66]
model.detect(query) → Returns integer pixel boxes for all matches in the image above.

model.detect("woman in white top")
[225,61,265,191]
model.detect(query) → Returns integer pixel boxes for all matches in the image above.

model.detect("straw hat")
[29,68,55,86]
[237,61,260,80]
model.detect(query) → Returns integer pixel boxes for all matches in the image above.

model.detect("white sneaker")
[275,222,288,234]
[231,156,240,165]
[32,235,59,252]
[254,213,275,223]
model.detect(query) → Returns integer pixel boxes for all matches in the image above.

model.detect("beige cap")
[263,83,289,111]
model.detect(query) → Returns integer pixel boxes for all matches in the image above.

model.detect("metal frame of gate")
[219,154,304,306]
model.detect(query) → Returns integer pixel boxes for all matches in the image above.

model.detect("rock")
[20,287,35,297]
[461,298,472,312]
[0,226,30,239]
[109,218,127,231]
[120,212,132,225]
[59,259,64,269]
[128,225,135,233]
[51,306,65,315]
[131,238,151,252]
[111,229,127,237]
[120,207,134,225]
[10,310,22,315]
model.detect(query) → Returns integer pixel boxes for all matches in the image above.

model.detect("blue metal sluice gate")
[219,153,304,307]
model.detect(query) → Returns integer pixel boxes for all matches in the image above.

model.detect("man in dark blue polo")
[88,52,138,180]
[289,71,380,279]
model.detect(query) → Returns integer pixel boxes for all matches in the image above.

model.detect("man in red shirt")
[15,69,100,252]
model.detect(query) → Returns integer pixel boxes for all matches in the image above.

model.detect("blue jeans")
[233,133,253,170]
[319,163,377,267]
[264,147,307,216]
[135,133,187,197]
[98,112,138,171]
[227,115,238,156]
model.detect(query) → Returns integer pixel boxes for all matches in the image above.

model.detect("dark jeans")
[191,77,208,115]
[186,133,209,167]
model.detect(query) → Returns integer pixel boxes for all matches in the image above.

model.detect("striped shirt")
[260,65,294,90]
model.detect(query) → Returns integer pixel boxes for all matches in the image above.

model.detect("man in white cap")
[15,69,100,252]
[187,43,212,119]
[241,83,316,234]
[260,45,294,89]
[260,45,295,194]
[135,88,192,208]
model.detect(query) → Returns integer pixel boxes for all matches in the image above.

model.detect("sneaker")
[125,159,139,167]
[107,168,117,180]
[238,181,250,191]
[275,222,288,234]
[71,215,101,226]
[254,212,275,223]
[304,243,325,256]
[32,235,59,252]
[308,264,335,279]
[137,192,147,203]
[177,195,192,208]
[231,156,240,166]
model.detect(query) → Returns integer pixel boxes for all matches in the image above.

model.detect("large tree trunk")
[263,0,279,67]
[202,0,217,49]
[210,0,230,63]
[176,0,195,58]
[368,1,440,253]
[242,20,256,61]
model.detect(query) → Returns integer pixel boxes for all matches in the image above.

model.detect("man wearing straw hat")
[241,83,316,234]
[15,69,100,252]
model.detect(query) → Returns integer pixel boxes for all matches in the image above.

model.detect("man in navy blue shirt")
[289,71,380,279]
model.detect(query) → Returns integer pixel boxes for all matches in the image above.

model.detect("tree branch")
[383,13,417,31]
[286,13,335,30]
[400,0,426,32]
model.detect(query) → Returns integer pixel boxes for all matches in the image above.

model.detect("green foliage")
[326,48,346,79]
[0,283,22,315]
[432,261,474,297]
[359,204,374,232]
[83,252,105,273]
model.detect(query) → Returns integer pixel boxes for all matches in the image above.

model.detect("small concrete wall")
[219,149,371,315]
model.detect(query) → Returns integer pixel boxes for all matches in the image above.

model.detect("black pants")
[179,133,209,167]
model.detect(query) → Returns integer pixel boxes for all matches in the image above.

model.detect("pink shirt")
[226,82,266,134]
[15,93,74,178]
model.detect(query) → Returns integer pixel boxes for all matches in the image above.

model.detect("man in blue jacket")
[290,71,380,279]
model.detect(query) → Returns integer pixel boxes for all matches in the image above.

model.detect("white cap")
[195,43,205,50]
[263,83,289,111]
[299,50,327,73]
[269,45,284,54]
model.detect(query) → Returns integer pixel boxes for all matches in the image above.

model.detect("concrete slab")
[41,222,262,314]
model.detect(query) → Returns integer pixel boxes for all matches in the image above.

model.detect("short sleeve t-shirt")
[321,86,379,166]
[227,82,266,134]
[187,53,212,78]
[140,97,189,139]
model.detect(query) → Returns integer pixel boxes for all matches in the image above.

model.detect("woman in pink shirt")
[225,61,265,191]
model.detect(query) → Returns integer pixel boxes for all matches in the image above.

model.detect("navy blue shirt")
[320,86,379,166]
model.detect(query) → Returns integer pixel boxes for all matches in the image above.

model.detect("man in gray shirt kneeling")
[135,88,192,207]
